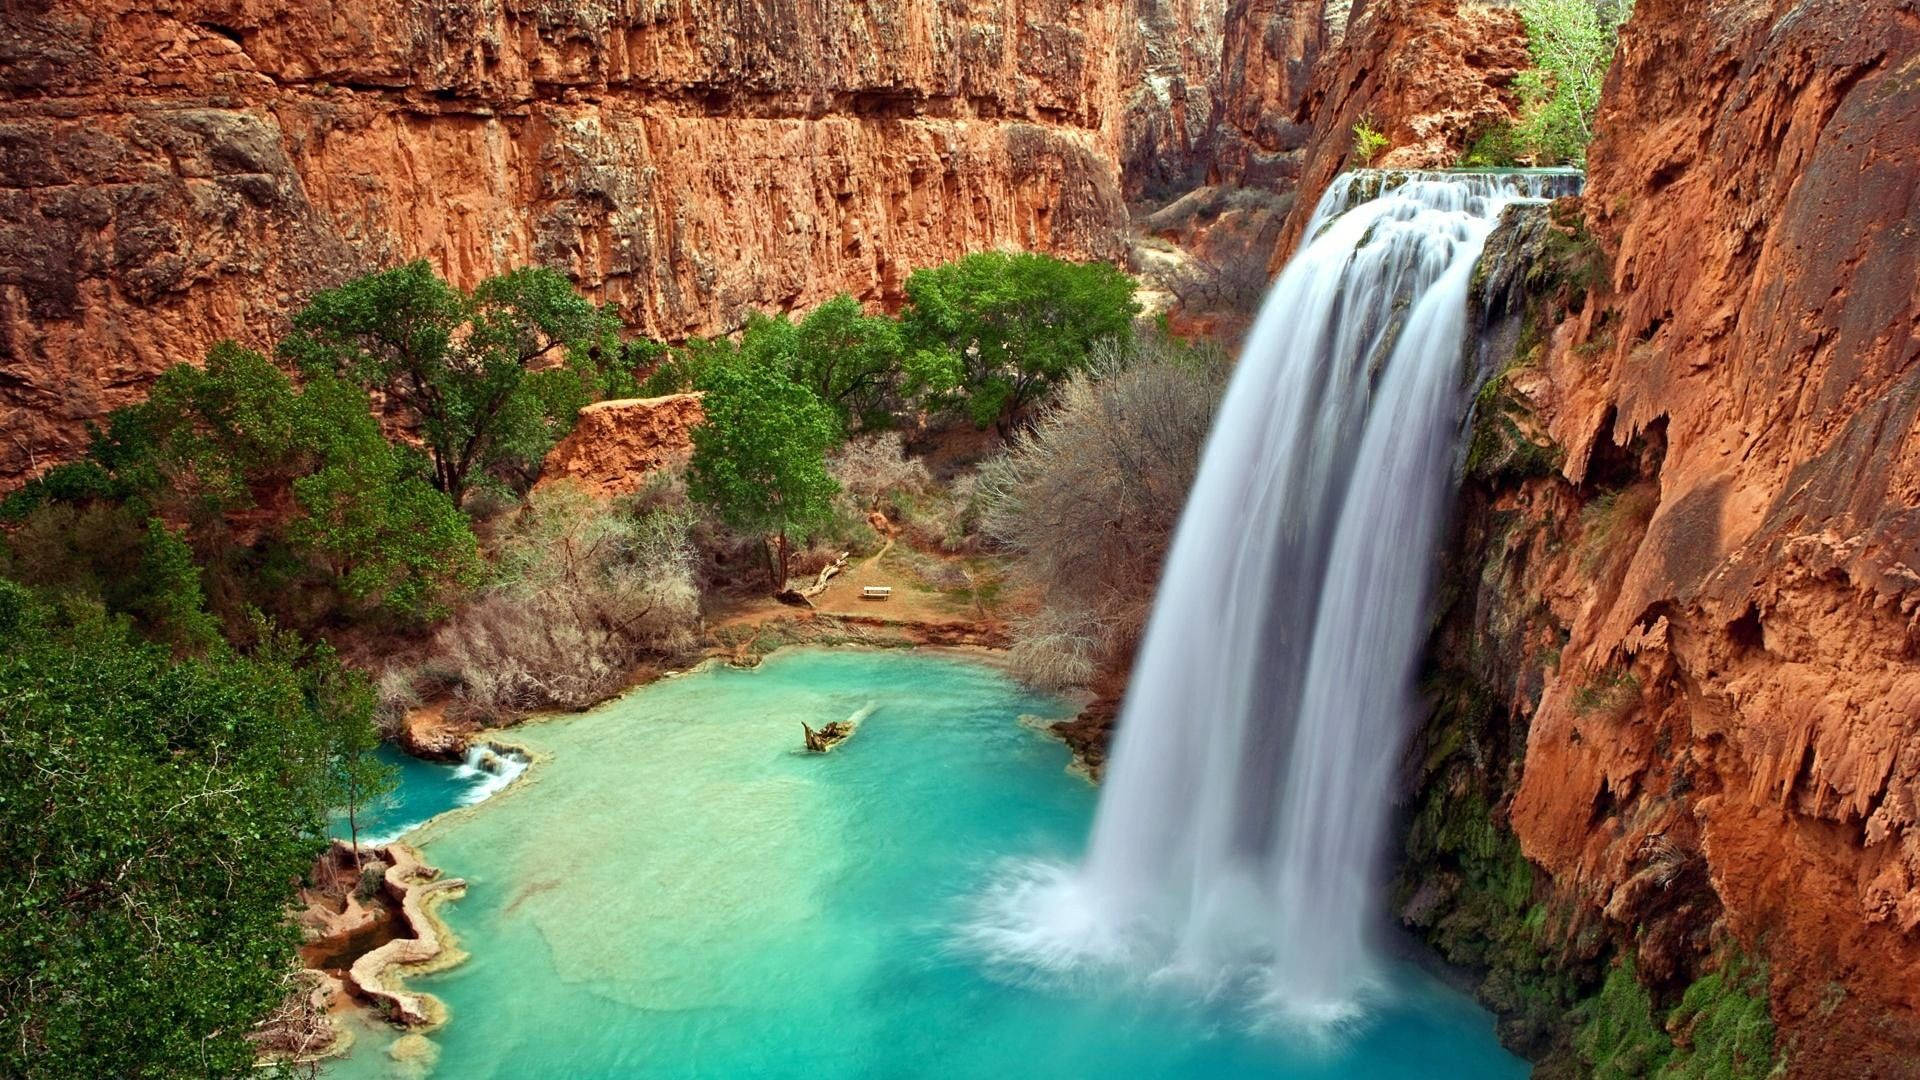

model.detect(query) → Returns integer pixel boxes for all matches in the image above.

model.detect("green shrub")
[1464,0,1633,166]
[0,590,381,1079]
[1352,118,1391,165]
[902,252,1140,434]
[9,344,482,627]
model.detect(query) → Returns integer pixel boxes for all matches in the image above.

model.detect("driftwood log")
[801,721,852,753]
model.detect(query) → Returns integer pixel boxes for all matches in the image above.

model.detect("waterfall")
[453,743,531,807]
[971,169,1582,1023]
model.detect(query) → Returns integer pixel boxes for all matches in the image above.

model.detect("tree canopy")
[4,343,482,626]
[0,584,381,1079]
[902,252,1140,432]
[279,261,626,506]
[687,360,841,587]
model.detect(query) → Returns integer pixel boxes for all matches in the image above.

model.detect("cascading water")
[972,169,1582,1023]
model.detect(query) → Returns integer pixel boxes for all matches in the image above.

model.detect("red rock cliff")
[1463,0,1920,1071]
[2,0,1222,485]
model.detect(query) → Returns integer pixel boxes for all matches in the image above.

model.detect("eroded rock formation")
[1,0,1174,485]
[536,391,703,499]
[1272,0,1530,260]
[1406,1,1920,1073]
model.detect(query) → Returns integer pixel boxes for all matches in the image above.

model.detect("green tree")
[792,294,907,433]
[0,583,383,1079]
[280,261,625,507]
[901,252,1140,433]
[154,344,481,622]
[687,361,840,589]
[1467,0,1631,166]
[14,343,483,625]
[0,504,222,653]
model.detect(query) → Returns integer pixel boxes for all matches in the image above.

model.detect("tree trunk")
[766,532,790,593]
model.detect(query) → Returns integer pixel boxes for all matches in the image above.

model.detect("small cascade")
[972,168,1583,1023]
[453,743,531,807]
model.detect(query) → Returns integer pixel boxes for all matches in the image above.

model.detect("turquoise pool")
[327,648,1526,1079]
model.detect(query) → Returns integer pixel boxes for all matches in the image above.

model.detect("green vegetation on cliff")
[1464,0,1633,166]
[1577,953,1778,1080]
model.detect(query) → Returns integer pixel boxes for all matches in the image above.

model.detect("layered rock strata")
[0,0,1159,485]
[1405,2,1920,1071]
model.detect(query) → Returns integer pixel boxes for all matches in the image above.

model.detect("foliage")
[280,261,626,506]
[1662,953,1778,1080]
[1462,0,1632,166]
[1577,957,1675,1079]
[1572,666,1641,715]
[687,360,841,588]
[634,335,737,398]
[1351,117,1391,165]
[40,343,484,625]
[1578,481,1659,573]
[903,252,1141,433]
[0,504,221,653]
[428,483,700,719]
[1571,942,1778,1079]
[0,584,381,1079]
[790,295,912,433]
[979,332,1229,686]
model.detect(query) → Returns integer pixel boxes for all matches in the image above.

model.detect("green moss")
[1571,952,1780,1080]
[1466,367,1565,485]
[1577,958,1674,1078]
[1663,954,1778,1080]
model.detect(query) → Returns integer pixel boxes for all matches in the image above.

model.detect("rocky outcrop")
[0,0,1173,487]
[536,392,703,499]
[1208,0,1325,190]
[1404,1,1920,1073]
[1272,0,1530,261]
[348,844,467,1028]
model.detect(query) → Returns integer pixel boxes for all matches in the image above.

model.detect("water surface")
[328,648,1525,1079]
[330,745,529,847]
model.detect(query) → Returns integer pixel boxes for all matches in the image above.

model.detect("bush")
[828,432,932,512]
[1,504,220,653]
[1577,958,1673,1079]
[1352,117,1390,164]
[432,484,699,719]
[1463,0,1631,166]
[0,587,379,1079]
[979,333,1229,686]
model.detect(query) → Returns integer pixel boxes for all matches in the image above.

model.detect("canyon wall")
[1406,1,1920,1074]
[1272,0,1530,260]
[1,0,1236,485]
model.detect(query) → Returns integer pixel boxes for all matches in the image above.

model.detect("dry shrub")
[891,473,985,554]
[432,483,699,720]
[980,335,1229,687]
[372,667,421,739]
[828,432,931,511]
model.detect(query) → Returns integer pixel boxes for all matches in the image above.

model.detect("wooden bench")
[861,586,893,601]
